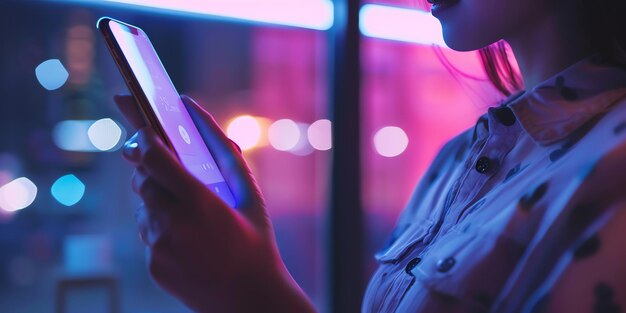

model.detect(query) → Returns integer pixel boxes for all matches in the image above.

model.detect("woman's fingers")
[123,128,213,206]
[135,204,152,245]
[132,169,178,247]
[181,95,266,215]
[131,168,178,207]
[135,203,171,247]
[114,94,146,129]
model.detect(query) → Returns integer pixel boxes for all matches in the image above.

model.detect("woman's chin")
[444,40,480,52]
[442,31,498,52]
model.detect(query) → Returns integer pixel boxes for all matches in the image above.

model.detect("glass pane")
[361,0,505,275]
[0,2,328,311]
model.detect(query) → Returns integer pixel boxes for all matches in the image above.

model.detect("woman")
[114,0,626,311]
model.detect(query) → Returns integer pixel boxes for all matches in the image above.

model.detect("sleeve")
[522,201,626,313]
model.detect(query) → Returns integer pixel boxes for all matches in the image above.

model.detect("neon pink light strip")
[360,4,447,47]
[103,0,334,30]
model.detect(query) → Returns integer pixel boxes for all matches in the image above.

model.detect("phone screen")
[107,20,236,208]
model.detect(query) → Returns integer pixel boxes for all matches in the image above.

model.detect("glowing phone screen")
[109,21,236,208]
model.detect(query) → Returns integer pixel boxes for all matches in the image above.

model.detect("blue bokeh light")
[51,175,85,207]
[52,120,99,152]
[35,59,69,91]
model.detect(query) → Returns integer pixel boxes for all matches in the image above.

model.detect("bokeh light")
[373,126,409,157]
[0,170,12,186]
[268,119,301,151]
[35,59,69,91]
[0,177,38,212]
[66,25,95,86]
[307,119,332,151]
[52,120,99,152]
[53,119,125,152]
[289,123,315,156]
[226,115,262,151]
[0,171,15,221]
[87,118,125,151]
[51,174,86,207]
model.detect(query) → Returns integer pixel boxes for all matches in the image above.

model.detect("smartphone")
[97,17,236,208]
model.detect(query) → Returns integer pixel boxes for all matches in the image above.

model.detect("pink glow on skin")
[104,0,334,30]
[360,4,447,47]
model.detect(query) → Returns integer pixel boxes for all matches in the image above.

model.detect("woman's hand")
[114,95,316,313]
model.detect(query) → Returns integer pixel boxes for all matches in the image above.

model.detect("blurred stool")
[55,273,120,313]
[55,234,119,313]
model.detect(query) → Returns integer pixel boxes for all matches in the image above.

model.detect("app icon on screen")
[178,125,191,145]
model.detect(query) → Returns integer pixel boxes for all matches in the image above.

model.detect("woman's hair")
[478,41,523,97]
[480,0,626,96]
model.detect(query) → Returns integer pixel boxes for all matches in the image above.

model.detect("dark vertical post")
[328,0,364,312]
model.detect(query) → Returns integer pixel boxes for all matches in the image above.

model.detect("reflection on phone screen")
[109,21,236,208]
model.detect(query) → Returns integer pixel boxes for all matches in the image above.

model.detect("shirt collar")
[502,55,626,145]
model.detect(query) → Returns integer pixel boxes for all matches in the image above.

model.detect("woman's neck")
[506,4,595,91]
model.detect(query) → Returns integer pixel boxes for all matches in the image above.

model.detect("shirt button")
[405,257,421,274]
[437,257,456,273]
[475,157,492,173]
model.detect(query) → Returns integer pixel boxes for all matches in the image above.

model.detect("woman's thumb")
[181,95,268,224]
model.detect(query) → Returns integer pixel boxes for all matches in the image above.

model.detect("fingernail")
[123,140,139,160]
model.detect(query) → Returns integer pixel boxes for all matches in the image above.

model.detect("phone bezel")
[97,17,238,208]
[97,17,175,153]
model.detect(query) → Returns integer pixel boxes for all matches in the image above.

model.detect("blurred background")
[0,0,507,312]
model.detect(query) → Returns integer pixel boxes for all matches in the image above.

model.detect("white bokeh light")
[0,177,38,212]
[226,115,262,151]
[289,123,314,156]
[88,118,125,151]
[268,119,301,151]
[373,126,409,157]
[307,119,332,151]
